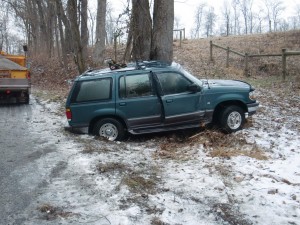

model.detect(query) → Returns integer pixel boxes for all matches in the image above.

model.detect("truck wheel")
[93,118,126,141]
[220,106,245,133]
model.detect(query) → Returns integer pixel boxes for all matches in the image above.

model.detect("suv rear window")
[71,78,112,103]
[119,73,153,98]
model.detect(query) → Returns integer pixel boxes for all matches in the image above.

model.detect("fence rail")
[173,28,185,47]
[209,41,300,80]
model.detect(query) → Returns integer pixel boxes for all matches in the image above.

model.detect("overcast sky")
[106,0,299,38]
[174,0,298,35]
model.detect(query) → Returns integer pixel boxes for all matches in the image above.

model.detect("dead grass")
[210,146,268,160]
[199,131,268,160]
[153,129,268,161]
[154,131,200,160]
[151,217,169,225]
[97,162,131,174]
[123,175,157,194]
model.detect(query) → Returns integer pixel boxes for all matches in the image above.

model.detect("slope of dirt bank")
[31,30,300,94]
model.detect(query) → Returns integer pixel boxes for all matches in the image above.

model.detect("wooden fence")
[173,28,185,47]
[209,41,300,80]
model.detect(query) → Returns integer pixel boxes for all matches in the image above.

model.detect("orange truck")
[0,50,30,103]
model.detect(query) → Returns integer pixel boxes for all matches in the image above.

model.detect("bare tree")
[67,0,86,73]
[105,3,115,45]
[222,0,231,36]
[125,0,174,63]
[204,7,217,37]
[80,0,88,59]
[151,0,174,63]
[296,4,300,28]
[237,0,253,34]
[131,0,152,60]
[93,0,107,66]
[263,0,285,32]
[256,9,265,33]
[0,1,8,51]
[231,0,241,35]
[192,3,206,39]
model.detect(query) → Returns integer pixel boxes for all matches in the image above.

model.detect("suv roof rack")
[135,60,171,69]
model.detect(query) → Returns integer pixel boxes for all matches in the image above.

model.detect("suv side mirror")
[188,83,201,93]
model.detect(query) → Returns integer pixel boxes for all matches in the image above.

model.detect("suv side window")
[72,78,112,103]
[119,73,153,98]
[156,72,192,95]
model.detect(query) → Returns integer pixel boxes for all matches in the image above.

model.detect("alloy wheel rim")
[227,111,242,130]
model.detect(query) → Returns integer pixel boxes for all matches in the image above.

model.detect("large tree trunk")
[46,1,55,57]
[80,0,88,59]
[55,0,67,66]
[93,0,106,66]
[151,0,174,64]
[55,0,72,57]
[67,0,86,73]
[34,0,49,54]
[131,0,152,61]
[123,15,133,62]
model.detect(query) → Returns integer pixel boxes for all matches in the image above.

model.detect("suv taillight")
[66,108,72,121]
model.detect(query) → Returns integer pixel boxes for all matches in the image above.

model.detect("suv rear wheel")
[93,118,125,141]
[220,105,245,133]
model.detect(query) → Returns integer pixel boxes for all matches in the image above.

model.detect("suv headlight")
[249,91,256,101]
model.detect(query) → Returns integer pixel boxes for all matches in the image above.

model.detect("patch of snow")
[19,90,300,225]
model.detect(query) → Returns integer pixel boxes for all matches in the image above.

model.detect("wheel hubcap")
[99,123,118,140]
[227,111,242,130]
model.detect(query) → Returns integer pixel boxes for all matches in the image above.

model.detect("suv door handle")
[166,99,173,103]
[119,102,126,106]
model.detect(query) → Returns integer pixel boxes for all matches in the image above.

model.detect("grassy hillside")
[31,30,300,96]
[174,30,300,78]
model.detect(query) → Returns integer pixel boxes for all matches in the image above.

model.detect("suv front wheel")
[220,105,245,133]
[93,118,126,141]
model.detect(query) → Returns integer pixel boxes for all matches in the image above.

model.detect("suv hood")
[201,79,252,91]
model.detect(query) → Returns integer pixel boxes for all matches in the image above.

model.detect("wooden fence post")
[179,30,182,47]
[226,47,229,68]
[282,48,287,80]
[210,41,213,62]
[244,53,249,76]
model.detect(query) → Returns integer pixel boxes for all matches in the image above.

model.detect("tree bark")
[151,0,174,64]
[67,0,86,73]
[80,0,88,59]
[131,0,152,61]
[93,0,107,66]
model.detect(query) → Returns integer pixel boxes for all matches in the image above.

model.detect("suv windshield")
[179,67,203,86]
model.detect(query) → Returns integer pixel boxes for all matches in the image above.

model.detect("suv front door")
[155,72,204,125]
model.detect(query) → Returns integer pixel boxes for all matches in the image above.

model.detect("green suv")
[66,62,258,141]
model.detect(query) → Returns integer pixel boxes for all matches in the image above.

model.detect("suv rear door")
[116,72,162,128]
[68,77,114,127]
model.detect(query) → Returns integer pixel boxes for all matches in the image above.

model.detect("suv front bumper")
[247,102,259,116]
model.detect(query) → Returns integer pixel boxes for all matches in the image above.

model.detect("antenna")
[204,62,210,89]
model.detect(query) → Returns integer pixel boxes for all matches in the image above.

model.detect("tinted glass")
[119,73,152,98]
[75,78,111,102]
[157,72,192,95]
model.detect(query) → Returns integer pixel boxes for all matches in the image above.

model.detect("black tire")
[93,118,126,141]
[220,105,245,133]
